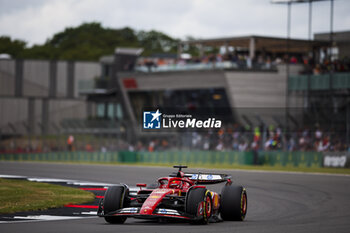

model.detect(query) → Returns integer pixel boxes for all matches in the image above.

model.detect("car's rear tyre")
[220,184,247,221]
[185,188,212,224]
[103,185,128,224]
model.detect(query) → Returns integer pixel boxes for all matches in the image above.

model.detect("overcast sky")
[0,0,349,46]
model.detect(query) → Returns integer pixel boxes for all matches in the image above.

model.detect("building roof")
[115,47,144,56]
[315,30,350,43]
[181,35,329,53]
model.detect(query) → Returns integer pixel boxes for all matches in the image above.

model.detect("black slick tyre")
[185,188,212,224]
[220,184,247,221]
[103,186,127,224]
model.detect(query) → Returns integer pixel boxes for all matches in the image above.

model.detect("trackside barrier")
[0,152,121,163]
[258,151,323,167]
[0,151,330,167]
[0,151,254,165]
[323,152,350,168]
[135,151,254,165]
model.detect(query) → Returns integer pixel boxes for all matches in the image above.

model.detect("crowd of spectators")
[137,52,282,71]
[137,51,350,75]
[300,56,350,75]
[1,124,349,154]
[126,123,349,153]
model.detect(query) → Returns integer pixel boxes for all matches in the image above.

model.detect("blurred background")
[0,0,349,168]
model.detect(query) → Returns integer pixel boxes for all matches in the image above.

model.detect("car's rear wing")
[170,171,231,184]
[185,173,232,184]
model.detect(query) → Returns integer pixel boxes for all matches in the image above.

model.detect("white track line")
[80,211,98,215]
[1,174,140,189]
[13,215,88,221]
[0,216,97,224]
[0,174,27,178]
[27,178,76,183]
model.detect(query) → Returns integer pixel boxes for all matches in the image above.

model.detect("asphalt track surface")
[0,161,349,233]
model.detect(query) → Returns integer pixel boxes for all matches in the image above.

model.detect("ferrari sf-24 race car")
[97,165,247,224]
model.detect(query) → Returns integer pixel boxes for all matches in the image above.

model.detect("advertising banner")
[323,152,350,168]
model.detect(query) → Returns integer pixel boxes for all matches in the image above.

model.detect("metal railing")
[289,73,350,91]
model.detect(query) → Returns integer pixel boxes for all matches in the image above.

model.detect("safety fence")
[258,151,323,168]
[0,151,252,165]
[288,73,350,91]
[0,150,328,168]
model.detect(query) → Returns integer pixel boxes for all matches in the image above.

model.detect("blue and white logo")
[143,109,162,129]
[207,174,213,180]
[159,209,167,214]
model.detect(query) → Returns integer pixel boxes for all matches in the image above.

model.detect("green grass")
[0,178,95,214]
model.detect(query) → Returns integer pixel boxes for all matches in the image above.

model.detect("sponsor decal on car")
[197,202,204,216]
[156,209,181,216]
[159,209,167,214]
[189,174,222,181]
[119,208,139,214]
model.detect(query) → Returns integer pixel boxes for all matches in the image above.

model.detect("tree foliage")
[0,36,26,58]
[0,22,180,61]
[137,30,179,56]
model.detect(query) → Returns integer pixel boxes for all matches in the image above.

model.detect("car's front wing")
[98,207,197,220]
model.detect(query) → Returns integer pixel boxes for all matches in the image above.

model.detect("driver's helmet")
[169,180,182,189]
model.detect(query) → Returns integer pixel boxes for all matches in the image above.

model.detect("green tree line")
[0,22,181,61]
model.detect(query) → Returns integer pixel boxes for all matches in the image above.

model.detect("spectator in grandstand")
[148,140,156,152]
[85,143,93,152]
[101,146,107,153]
[128,144,134,152]
[215,140,224,151]
[290,56,298,64]
[238,140,248,151]
[136,141,146,151]
[315,127,322,140]
[246,55,252,69]
[315,135,330,152]
[287,135,296,151]
[144,59,156,72]
[67,135,74,151]
[203,135,210,150]
[313,64,322,75]
[265,56,272,69]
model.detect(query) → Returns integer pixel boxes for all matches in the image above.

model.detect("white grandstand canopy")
[271,0,329,4]
[115,48,144,56]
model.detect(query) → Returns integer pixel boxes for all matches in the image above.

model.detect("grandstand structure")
[178,35,328,59]
[0,59,100,136]
[0,32,349,150]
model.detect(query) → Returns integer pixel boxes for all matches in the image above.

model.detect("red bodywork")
[99,169,227,220]
[139,175,194,216]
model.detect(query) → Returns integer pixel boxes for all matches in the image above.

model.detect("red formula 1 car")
[97,165,247,224]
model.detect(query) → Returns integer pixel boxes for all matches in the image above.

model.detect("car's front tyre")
[103,185,128,224]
